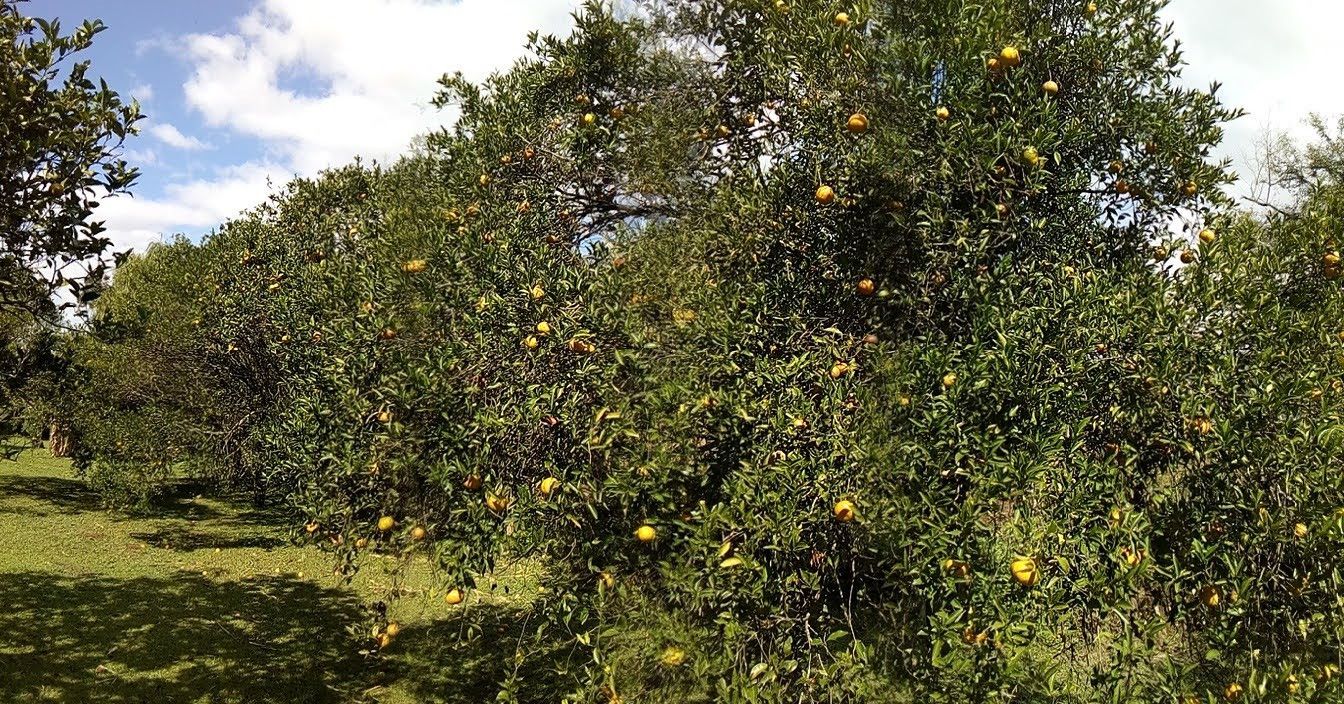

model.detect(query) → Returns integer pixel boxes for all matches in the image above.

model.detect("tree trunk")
[48,423,72,458]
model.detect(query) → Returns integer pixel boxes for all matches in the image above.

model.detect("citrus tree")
[0,0,142,316]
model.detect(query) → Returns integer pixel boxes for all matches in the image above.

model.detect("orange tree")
[0,0,142,316]
[253,0,1336,701]
[57,165,382,504]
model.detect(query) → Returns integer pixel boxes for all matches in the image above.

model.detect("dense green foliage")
[0,0,142,316]
[51,1,1344,702]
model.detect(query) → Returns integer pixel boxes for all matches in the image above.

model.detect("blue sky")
[42,1,260,213]
[38,0,580,251]
[32,0,1344,253]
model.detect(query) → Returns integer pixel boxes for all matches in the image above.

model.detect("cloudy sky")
[35,0,1344,252]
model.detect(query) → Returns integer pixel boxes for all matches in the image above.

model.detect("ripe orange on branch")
[1010,556,1039,586]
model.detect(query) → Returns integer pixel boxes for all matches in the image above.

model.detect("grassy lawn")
[0,447,550,703]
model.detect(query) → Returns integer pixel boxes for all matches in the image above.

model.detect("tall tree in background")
[0,0,142,317]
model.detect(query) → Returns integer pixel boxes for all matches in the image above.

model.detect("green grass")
[0,447,552,703]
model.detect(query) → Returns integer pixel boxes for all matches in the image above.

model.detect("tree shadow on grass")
[381,605,570,704]
[0,571,569,704]
[0,474,104,516]
[0,473,274,525]
[128,526,287,552]
[0,571,380,703]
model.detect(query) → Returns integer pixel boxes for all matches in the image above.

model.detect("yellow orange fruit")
[530,284,545,300]
[834,499,857,522]
[636,524,657,542]
[377,516,396,532]
[942,559,971,578]
[829,362,850,379]
[1022,146,1041,167]
[463,474,482,490]
[410,526,427,541]
[936,106,950,122]
[539,477,561,497]
[1181,180,1198,197]
[445,588,464,605]
[582,112,596,126]
[1042,80,1059,95]
[1294,522,1309,538]
[846,113,869,133]
[856,278,876,296]
[1200,585,1221,608]
[486,493,512,513]
[999,45,1021,67]
[1224,683,1242,700]
[385,621,401,637]
[815,185,836,205]
[522,336,539,349]
[1199,228,1216,244]
[659,646,687,668]
[942,372,957,389]
[598,571,616,590]
[1011,556,1039,586]
[536,321,552,335]
[402,259,428,273]
[1085,2,1097,17]
[1180,250,1195,264]
[833,12,850,26]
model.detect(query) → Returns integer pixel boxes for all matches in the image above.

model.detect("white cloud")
[122,148,159,166]
[98,162,287,252]
[147,122,212,150]
[104,0,580,254]
[180,0,579,172]
[1163,0,1344,201]
[130,82,155,103]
